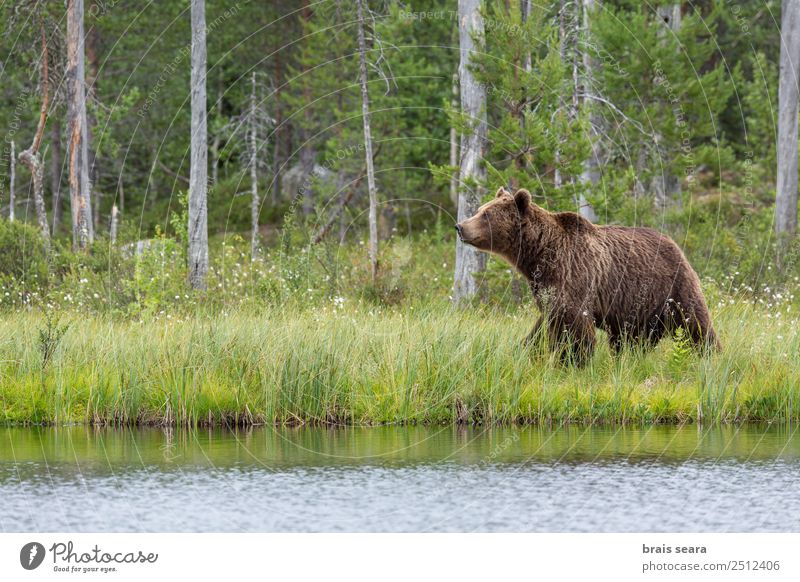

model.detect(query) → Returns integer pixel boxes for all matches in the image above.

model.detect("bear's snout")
[456,217,488,248]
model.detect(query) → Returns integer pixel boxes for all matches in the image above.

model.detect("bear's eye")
[483,211,491,220]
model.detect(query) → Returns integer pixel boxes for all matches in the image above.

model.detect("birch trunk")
[118,174,124,213]
[188,0,209,290]
[777,0,800,237]
[249,72,260,260]
[66,0,94,249]
[453,0,487,303]
[110,203,119,244]
[356,0,379,280]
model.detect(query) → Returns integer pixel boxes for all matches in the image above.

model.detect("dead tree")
[18,21,52,249]
[249,71,262,260]
[777,0,800,238]
[453,0,488,303]
[356,0,379,281]
[188,0,209,290]
[66,0,94,249]
[110,203,119,244]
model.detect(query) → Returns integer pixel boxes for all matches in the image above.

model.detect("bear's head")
[455,187,533,257]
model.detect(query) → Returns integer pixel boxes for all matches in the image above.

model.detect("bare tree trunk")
[9,140,14,222]
[453,0,487,303]
[19,151,49,246]
[356,0,379,281]
[50,120,63,232]
[66,0,94,249]
[450,72,459,207]
[653,3,682,210]
[110,203,119,244]
[18,21,51,249]
[249,72,260,260]
[777,0,800,238]
[656,4,681,30]
[116,167,124,213]
[188,0,209,290]
[578,0,599,222]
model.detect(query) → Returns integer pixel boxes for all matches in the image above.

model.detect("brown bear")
[455,187,719,365]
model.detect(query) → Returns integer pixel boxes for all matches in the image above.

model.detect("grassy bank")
[1,298,798,426]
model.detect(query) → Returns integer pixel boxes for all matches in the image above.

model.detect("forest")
[0,0,799,426]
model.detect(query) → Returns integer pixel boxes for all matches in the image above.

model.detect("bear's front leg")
[522,315,545,347]
[547,312,596,367]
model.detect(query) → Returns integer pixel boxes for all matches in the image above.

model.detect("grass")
[1,297,798,427]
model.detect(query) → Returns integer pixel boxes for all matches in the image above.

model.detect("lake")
[1,424,798,532]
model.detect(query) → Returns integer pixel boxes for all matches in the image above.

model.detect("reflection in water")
[1,425,799,532]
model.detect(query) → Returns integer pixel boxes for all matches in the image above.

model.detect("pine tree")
[465,2,590,210]
[590,3,734,216]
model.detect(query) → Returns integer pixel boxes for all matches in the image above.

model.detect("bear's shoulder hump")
[553,211,593,234]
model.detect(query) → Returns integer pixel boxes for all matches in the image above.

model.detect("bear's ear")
[514,189,531,212]
[495,186,510,198]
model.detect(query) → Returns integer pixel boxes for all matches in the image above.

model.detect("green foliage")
[0,220,49,306]
[168,191,189,243]
[37,311,70,371]
[668,326,693,377]
[591,2,735,199]
[737,51,779,180]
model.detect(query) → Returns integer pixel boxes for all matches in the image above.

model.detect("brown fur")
[456,187,720,365]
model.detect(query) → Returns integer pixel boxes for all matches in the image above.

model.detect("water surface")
[1,424,798,532]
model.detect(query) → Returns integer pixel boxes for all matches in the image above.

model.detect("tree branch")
[157,158,190,185]
[31,20,49,154]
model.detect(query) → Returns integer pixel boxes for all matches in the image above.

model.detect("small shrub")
[37,312,70,371]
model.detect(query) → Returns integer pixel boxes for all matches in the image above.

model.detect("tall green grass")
[0,299,798,426]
